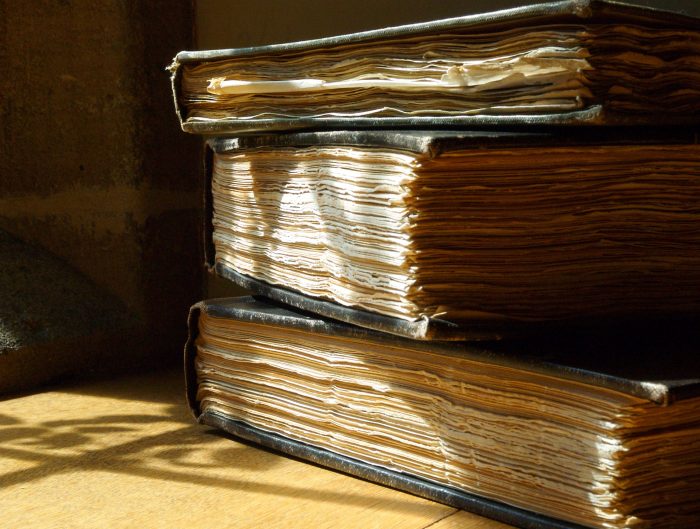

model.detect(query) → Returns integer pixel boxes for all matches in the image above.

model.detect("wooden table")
[0,368,513,529]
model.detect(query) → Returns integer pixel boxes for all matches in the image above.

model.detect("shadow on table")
[0,368,436,515]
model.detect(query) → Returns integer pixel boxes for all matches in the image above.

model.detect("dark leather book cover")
[170,0,700,134]
[184,296,700,529]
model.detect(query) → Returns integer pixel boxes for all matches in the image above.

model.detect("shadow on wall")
[0,1,203,394]
[0,229,136,395]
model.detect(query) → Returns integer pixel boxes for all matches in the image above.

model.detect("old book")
[186,296,700,529]
[202,129,700,340]
[169,0,700,134]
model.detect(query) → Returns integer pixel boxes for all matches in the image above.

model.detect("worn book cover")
[170,0,700,134]
[185,296,700,529]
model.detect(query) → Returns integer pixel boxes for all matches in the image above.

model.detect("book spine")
[184,302,205,418]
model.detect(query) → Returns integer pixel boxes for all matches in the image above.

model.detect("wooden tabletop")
[0,368,514,529]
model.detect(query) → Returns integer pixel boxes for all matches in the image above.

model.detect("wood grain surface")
[0,369,514,529]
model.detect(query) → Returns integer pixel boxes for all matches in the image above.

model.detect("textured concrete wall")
[0,0,202,382]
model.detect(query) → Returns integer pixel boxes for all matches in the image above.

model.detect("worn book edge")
[169,0,700,133]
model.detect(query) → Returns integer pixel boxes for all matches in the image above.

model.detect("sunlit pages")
[194,309,700,529]
[210,141,700,325]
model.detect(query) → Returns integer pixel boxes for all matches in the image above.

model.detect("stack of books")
[170,2,700,528]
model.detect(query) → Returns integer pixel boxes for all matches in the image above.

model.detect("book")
[169,0,700,135]
[202,129,700,340]
[185,296,700,529]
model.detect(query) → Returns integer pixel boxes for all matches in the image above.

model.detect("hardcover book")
[202,130,700,340]
[185,296,700,529]
[170,0,700,134]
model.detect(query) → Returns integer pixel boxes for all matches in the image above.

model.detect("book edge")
[181,109,609,135]
[198,410,593,529]
[205,127,700,155]
[213,264,491,341]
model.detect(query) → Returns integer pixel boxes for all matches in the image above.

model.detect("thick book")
[169,0,700,134]
[202,129,700,340]
[185,296,700,529]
